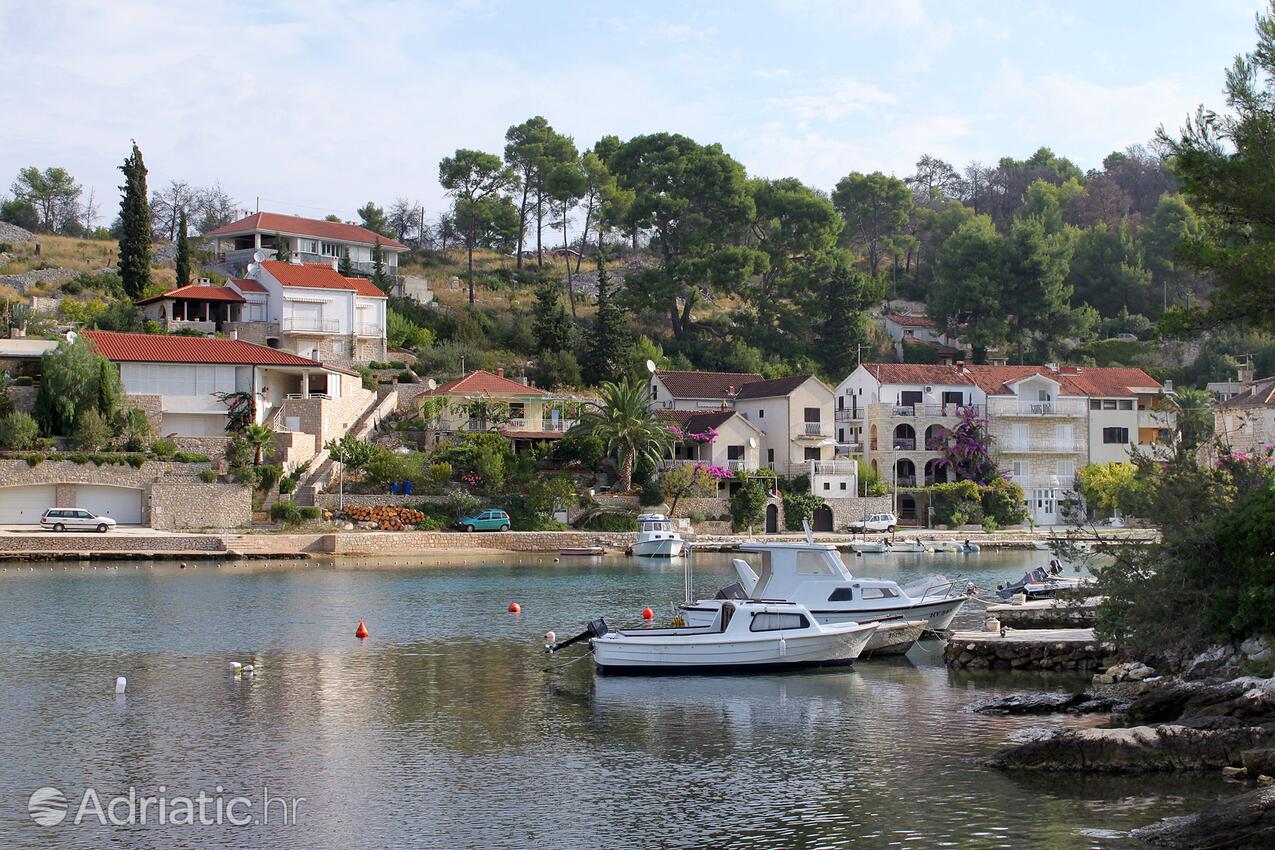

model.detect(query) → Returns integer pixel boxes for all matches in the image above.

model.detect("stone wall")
[172,436,231,461]
[826,495,895,527]
[151,480,251,530]
[393,382,430,413]
[0,534,226,554]
[129,394,164,435]
[5,385,36,413]
[223,321,277,347]
[321,530,640,555]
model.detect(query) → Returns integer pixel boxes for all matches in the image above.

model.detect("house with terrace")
[415,369,589,452]
[206,212,408,281]
[1211,375,1275,458]
[656,408,764,490]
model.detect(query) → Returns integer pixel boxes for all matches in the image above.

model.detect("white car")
[40,507,117,533]
[847,512,897,533]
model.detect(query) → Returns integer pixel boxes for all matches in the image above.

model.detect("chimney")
[330,258,339,271]
[289,252,302,265]
[1239,365,1255,383]
[727,385,736,395]
[497,367,505,378]
[517,376,529,386]
[1163,379,1174,393]
[1045,362,1058,372]
[229,329,238,340]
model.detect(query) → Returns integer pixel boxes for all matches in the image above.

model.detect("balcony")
[892,438,917,451]
[996,441,1086,454]
[811,460,857,476]
[355,324,384,338]
[988,398,1087,417]
[834,408,864,422]
[537,418,577,433]
[868,402,982,419]
[798,422,831,438]
[282,317,339,334]
[1137,408,1176,430]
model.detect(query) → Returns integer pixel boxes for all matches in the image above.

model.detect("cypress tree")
[274,232,289,261]
[532,279,571,353]
[371,238,388,293]
[338,247,353,276]
[584,250,627,385]
[117,141,151,299]
[175,209,191,286]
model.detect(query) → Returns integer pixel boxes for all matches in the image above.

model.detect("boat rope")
[544,651,594,673]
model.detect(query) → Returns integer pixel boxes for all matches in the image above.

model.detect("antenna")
[65,330,77,343]
[645,359,657,374]
[426,378,437,391]
[748,436,758,449]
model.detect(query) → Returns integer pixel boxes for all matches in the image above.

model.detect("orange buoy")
[355,619,369,639]
[508,602,521,613]
[642,607,654,620]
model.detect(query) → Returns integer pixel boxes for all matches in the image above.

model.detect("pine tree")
[274,233,289,261]
[532,279,571,353]
[584,251,628,384]
[816,254,874,378]
[117,141,151,299]
[175,209,191,287]
[338,247,353,276]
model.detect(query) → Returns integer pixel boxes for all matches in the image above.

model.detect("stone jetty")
[984,597,1102,629]
[944,628,1116,671]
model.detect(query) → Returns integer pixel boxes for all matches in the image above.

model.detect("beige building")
[416,369,588,451]
[1213,375,1275,457]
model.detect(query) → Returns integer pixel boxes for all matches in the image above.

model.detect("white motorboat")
[850,540,888,553]
[548,601,878,675]
[888,539,929,553]
[681,542,968,632]
[630,513,683,557]
[996,561,1089,600]
[862,619,927,656]
[926,540,960,553]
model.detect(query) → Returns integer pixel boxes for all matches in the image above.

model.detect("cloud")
[768,78,897,120]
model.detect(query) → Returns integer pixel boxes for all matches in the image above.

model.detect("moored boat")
[850,540,888,553]
[889,539,929,553]
[548,601,878,675]
[559,547,606,556]
[630,513,684,557]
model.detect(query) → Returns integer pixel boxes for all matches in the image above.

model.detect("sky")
[0,0,1266,229]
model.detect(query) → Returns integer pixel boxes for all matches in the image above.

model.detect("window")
[727,445,744,460]
[750,612,809,632]
[804,448,820,460]
[804,407,820,423]
[1090,399,1101,410]
[828,587,854,602]
[651,385,657,400]
[1103,427,1129,444]
[860,587,899,599]
[767,449,774,463]
[758,409,765,418]
[823,482,830,490]
[1056,460,1075,481]
[321,241,342,257]
[1118,399,1134,410]
[1103,399,1118,410]
[839,482,847,491]
[298,239,318,254]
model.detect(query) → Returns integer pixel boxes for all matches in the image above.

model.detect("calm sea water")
[0,549,1224,849]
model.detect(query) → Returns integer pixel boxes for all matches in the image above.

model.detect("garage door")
[0,485,57,524]
[74,485,143,525]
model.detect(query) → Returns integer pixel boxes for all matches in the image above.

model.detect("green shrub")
[151,438,176,458]
[638,476,665,507]
[172,451,211,464]
[300,506,321,520]
[981,478,1028,526]
[15,376,32,386]
[782,492,825,531]
[578,512,639,532]
[981,516,998,533]
[270,501,303,526]
[687,510,707,524]
[198,470,218,483]
[730,484,768,532]
[928,481,983,526]
[23,453,44,466]
[72,408,113,452]
[68,453,90,464]
[126,454,145,468]
[0,411,39,450]
[428,462,452,485]
[948,510,968,530]
[446,488,480,520]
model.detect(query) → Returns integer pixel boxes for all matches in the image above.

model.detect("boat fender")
[778,635,786,657]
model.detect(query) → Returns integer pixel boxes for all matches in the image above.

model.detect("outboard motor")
[715,582,748,600]
[546,618,608,653]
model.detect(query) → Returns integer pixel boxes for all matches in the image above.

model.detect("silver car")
[40,508,117,533]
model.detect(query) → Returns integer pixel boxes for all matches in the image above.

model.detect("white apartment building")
[207,212,408,280]
[836,362,1176,525]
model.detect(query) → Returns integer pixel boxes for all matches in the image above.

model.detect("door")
[813,505,834,532]
[0,485,57,523]
[764,503,779,533]
[75,485,143,525]
[1033,489,1057,525]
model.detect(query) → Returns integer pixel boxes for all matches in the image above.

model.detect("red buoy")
[642,607,654,620]
[508,602,521,613]
[355,619,369,639]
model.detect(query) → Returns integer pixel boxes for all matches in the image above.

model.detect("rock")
[987,721,1275,772]
[1223,765,1248,778]
[1261,775,1275,786]
[1105,660,1156,682]
[1125,677,1275,724]
[0,221,36,243]
[1242,748,1275,776]
[967,692,1087,715]
[1131,787,1275,848]
[1242,636,1273,663]
[1185,643,1239,679]
[1069,697,1131,715]
[0,267,78,293]
[1092,673,1116,685]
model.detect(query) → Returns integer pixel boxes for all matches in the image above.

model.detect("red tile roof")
[656,409,740,430]
[734,375,817,399]
[885,313,936,327]
[1216,377,1275,410]
[229,278,266,293]
[84,331,326,368]
[863,364,976,385]
[655,370,765,399]
[204,212,408,250]
[259,261,387,298]
[136,284,245,306]
[425,369,543,397]
[860,362,1162,396]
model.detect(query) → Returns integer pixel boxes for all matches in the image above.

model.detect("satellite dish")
[65,330,77,343]
[748,437,758,449]
[252,250,266,263]
[645,359,657,374]
[246,262,260,277]
[426,378,437,391]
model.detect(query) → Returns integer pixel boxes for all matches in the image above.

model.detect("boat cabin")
[637,513,675,534]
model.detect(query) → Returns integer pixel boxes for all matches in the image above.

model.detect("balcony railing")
[727,459,748,471]
[282,317,339,334]
[895,475,917,486]
[988,398,1087,417]
[870,402,982,419]
[834,408,864,421]
[835,442,863,456]
[355,324,384,337]
[996,441,1086,454]
[893,438,916,450]
[537,419,577,433]
[800,422,829,437]
[812,460,857,476]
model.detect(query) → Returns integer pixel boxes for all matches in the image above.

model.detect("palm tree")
[1171,387,1213,450]
[244,423,274,466]
[569,379,673,491]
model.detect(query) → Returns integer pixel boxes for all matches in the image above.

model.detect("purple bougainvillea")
[934,407,1000,485]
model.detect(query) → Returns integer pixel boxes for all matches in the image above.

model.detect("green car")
[457,509,511,532]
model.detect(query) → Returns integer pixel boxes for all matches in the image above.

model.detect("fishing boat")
[559,546,606,556]
[995,561,1088,600]
[850,540,889,554]
[862,619,927,657]
[548,601,878,675]
[630,513,684,558]
[681,541,969,633]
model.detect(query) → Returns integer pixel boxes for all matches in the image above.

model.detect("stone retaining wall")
[321,530,640,555]
[0,534,225,554]
[151,480,251,531]
[5,385,36,413]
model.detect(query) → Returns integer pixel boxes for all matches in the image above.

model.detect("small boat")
[549,601,878,675]
[630,513,684,558]
[996,561,1087,600]
[559,546,606,556]
[926,540,960,553]
[888,539,928,553]
[960,541,981,553]
[861,619,927,657]
[850,540,888,553]
[682,542,969,632]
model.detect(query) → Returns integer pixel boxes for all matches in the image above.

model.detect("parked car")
[847,512,897,533]
[457,509,512,532]
[40,508,117,533]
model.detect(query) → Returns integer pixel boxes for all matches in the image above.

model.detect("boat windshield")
[641,522,670,533]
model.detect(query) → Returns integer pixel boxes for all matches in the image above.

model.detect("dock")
[944,628,1115,671]
[985,597,1102,629]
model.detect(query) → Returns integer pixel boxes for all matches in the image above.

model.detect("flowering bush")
[666,424,719,444]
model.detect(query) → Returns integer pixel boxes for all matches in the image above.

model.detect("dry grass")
[0,234,175,299]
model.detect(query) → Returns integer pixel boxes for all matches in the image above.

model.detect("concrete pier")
[985,597,1102,629]
[944,628,1116,671]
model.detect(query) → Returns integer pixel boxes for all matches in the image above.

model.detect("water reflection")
[0,552,1218,849]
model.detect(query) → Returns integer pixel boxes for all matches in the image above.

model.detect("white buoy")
[229,662,242,672]
[114,676,127,694]
[242,664,254,673]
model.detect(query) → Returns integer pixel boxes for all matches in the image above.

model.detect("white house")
[206,212,409,280]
